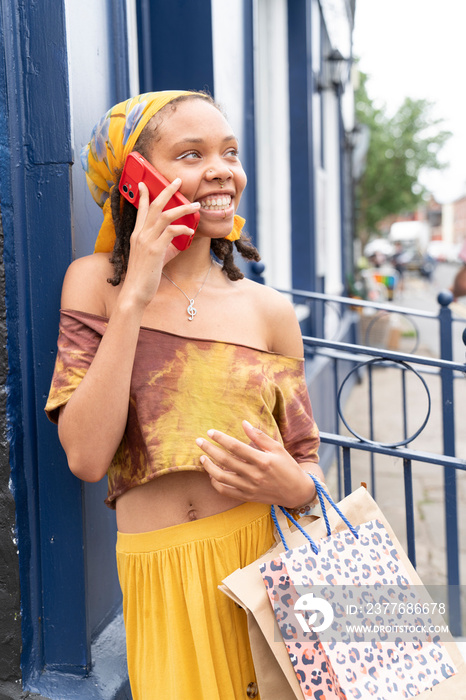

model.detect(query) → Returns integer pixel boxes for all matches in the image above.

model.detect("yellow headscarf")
[80,90,244,253]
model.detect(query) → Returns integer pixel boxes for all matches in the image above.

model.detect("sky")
[353,0,466,203]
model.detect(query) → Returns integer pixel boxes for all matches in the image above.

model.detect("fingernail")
[207,429,215,438]
[192,201,201,208]
[173,177,181,185]
[195,438,203,447]
[200,455,206,464]
[244,420,262,434]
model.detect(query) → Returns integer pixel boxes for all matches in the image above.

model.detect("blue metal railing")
[279,286,466,635]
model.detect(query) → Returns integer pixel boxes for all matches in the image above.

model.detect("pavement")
[324,273,466,658]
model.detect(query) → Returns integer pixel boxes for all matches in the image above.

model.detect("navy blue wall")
[287,0,316,295]
[241,0,258,250]
[287,0,326,339]
[0,0,88,679]
[137,0,214,94]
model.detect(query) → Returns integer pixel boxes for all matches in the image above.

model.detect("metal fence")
[281,286,466,636]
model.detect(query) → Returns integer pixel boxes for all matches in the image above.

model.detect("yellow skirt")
[116,502,275,700]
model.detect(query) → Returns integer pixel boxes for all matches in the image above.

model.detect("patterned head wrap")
[80,90,244,253]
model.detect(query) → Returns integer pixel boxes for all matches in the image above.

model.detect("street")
[394,262,466,363]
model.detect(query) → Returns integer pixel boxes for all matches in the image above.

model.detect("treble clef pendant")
[187,299,197,321]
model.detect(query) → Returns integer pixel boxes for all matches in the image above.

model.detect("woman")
[46,90,322,699]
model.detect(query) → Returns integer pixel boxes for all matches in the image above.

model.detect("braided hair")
[108,93,260,286]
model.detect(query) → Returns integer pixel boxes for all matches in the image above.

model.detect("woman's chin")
[196,212,236,241]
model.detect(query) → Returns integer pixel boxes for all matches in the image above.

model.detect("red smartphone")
[119,151,200,251]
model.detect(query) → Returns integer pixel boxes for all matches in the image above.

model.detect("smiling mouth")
[199,195,232,211]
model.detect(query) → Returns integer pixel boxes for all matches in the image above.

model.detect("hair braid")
[210,233,261,280]
[234,235,262,262]
[108,178,136,286]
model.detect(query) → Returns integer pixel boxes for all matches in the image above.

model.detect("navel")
[187,506,198,521]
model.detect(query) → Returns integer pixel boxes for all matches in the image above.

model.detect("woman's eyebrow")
[172,135,237,147]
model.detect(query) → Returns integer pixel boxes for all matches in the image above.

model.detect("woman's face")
[147,98,247,240]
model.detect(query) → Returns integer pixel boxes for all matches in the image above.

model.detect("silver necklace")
[162,260,213,321]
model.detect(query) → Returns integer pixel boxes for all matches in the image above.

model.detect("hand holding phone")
[119,151,200,251]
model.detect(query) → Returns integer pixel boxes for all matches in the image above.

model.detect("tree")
[355,71,451,242]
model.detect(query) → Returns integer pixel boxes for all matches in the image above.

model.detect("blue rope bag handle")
[271,503,320,554]
[271,473,358,554]
[308,473,358,538]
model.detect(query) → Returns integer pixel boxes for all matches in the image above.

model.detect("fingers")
[146,176,200,225]
[133,182,150,233]
[199,455,244,493]
[200,421,282,461]
[153,222,195,244]
[195,422,315,506]
[134,178,200,241]
[241,420,283,450]
[196,432,258,471]
[194,429,261,498]
[196,434,244,465]
[198,449,260,502]
[138,175,183,211]
[195,422,284,482]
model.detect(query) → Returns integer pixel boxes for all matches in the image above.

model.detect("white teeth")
[199,195,231,210]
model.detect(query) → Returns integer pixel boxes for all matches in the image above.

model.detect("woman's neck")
[162,237,214,281]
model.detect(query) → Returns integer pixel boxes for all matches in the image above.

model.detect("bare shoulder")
[238,278,304,357]
[60,253,116,316]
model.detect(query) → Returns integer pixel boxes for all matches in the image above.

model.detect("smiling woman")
[44,90,323,700]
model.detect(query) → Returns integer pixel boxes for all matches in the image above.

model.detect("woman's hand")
[121,179,201,308]
[195,421,320,508]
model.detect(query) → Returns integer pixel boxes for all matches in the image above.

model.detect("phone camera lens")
[122,184,128,193]
[129,191,134,199]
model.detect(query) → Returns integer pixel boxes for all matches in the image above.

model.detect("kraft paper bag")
[220,506,306,699]
[220,487,466,700]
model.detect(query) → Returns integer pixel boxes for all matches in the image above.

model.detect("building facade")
[0,1,356,697]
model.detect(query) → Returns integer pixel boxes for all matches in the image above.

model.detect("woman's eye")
[226,148,239,158]
[177,151,201,160]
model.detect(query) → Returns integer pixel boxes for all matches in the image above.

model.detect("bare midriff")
[115,471,245,533]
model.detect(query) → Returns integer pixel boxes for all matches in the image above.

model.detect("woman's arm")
[57,258,146,481]
[57,181,199,482]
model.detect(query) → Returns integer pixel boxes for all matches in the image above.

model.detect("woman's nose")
[206,165,232,182]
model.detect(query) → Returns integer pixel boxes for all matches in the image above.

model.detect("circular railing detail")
[360,310,420,354]
[337,357,432,448]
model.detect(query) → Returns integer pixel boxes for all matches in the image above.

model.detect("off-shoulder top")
[45,309,320,508]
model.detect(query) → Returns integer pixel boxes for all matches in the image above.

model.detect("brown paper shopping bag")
[220,486,466,700]
[220,505,305,699]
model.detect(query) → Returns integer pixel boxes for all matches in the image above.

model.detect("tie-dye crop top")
[45,309,320,509]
